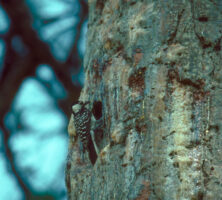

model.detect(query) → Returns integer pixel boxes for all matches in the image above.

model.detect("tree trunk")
[66,0,222,199]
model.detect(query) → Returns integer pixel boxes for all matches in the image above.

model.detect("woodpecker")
[72,101,97,164]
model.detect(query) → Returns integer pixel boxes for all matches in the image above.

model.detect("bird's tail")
[87,137,97,165]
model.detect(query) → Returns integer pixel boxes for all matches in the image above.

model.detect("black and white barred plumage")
[72,101,91,151]
[72,101,97,164]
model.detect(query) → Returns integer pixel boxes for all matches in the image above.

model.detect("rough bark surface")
[67,0,222,199]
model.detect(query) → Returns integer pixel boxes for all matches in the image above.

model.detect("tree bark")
[67,0,222,199]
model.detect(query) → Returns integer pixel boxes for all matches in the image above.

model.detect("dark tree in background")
[0,0,87,199]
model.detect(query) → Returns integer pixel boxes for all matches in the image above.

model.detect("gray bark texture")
[66,0,222,199]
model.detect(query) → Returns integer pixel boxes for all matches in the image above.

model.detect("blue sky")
[0,0,86,199]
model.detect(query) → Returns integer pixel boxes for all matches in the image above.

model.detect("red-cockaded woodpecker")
[72,101,97,164]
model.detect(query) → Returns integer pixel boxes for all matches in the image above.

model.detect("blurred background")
[0,0,88,199]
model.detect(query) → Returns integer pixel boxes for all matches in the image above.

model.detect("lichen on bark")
[67,0,222,199]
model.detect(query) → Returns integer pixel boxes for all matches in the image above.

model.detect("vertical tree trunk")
[67,0,222,199]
